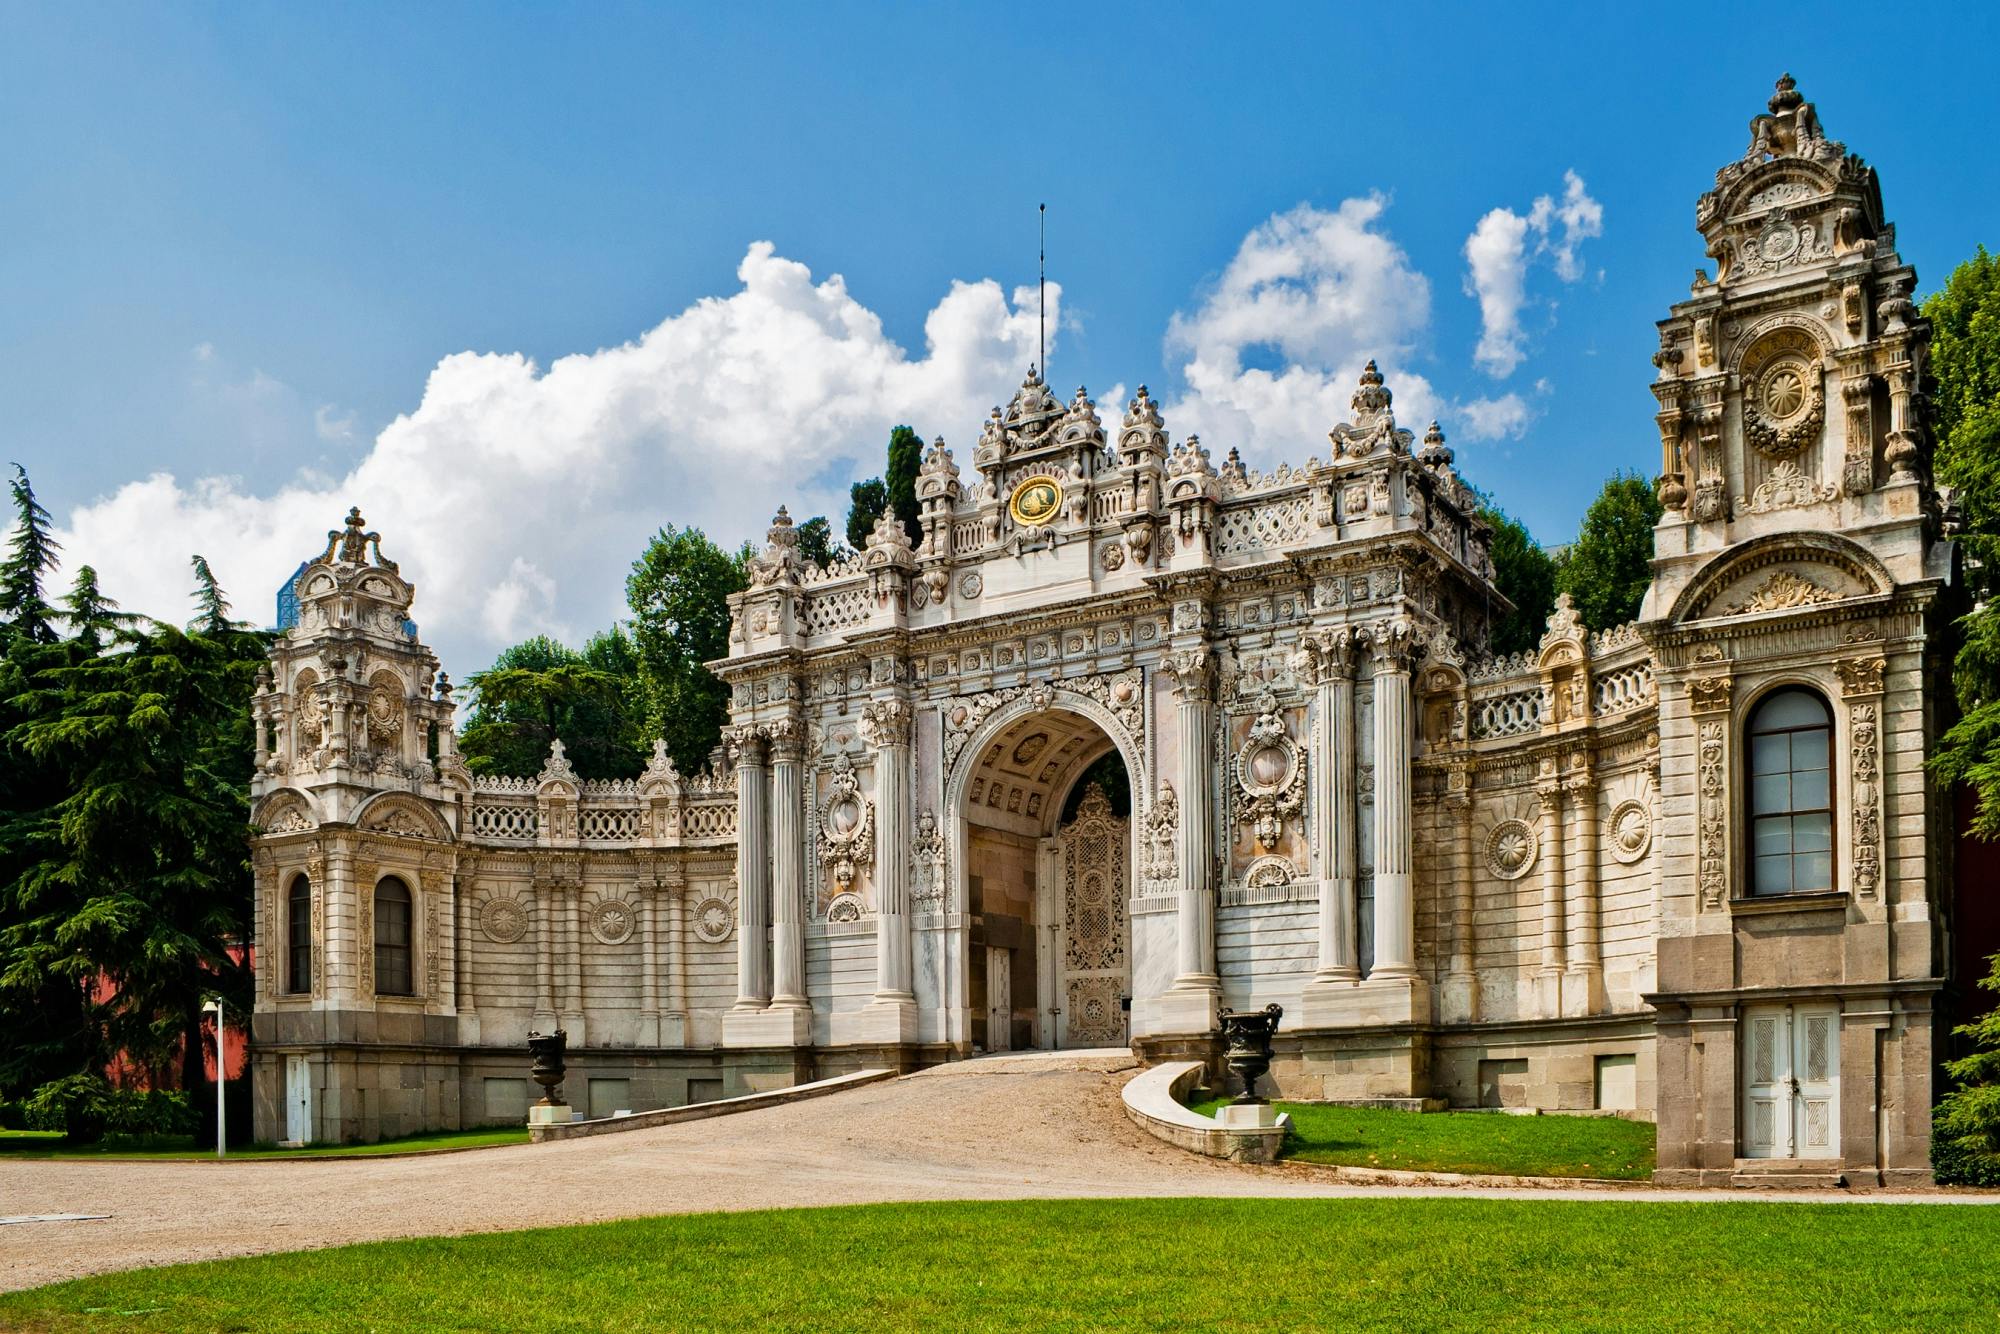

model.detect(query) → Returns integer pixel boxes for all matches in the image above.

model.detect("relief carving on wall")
[1841,654,1887,900]
[911,808,947,913]
[1739,459,1836,514]
[1141,783,1179,893]
[1726,569,1839,615]
[1486,818,1538,880]
[816,753,875,896]
[1234,690,1304,850]
[1608,800,1653,863]
[590,899,636,945]
[480,895,529,944]
[940,667,1144,774]
[692,896,735,943]
[1697,719,1729,910]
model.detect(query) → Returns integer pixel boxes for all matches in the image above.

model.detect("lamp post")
[200,997,225,1160]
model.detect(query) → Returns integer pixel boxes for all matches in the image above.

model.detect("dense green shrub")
[1933,951,2000,1185]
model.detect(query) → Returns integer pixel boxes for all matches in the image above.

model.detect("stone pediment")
[1671,533,1892,624]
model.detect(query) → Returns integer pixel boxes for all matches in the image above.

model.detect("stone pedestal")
[722,1005,812,1048]
[1296,974,1431,1028]
[1153,986,1219,1037]
[853,997,920,1045]
[1216,1101,1278,1130]
[526,1103,571,1126]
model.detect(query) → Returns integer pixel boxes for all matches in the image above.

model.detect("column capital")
[725,724,769,767]
[765,716,806,763]
[1294,626,1359,684]
[857,697,913,750]
[1162,645,1216,702]
[1366,616,1424,673]
[1536,782,1564,813]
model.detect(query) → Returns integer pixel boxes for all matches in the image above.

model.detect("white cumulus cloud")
[1464,170,1602,378]
[57,242,1055,672]
[1162,196,1443,457]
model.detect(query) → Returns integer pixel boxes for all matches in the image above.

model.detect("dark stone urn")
[1218,1004,1283,1104]
[528,1029,569,1107]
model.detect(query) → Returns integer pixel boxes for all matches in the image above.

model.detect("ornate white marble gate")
[1054,787,1129,1047]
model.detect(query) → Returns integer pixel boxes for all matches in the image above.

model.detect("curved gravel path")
[1,1050,1990,1292]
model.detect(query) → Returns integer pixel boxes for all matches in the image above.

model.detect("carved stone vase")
[528,1029,568,1107]
[1218,1004,1283,1104]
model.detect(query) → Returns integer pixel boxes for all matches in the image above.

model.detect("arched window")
[1747,688,1834,896]
[287,874,312,994]
[374,877,414,996]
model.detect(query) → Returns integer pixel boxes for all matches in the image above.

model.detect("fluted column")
[1535,780,1567,1017]
[665,875,688,1042]
[1563,764,1603,1015]
[862,699,915,1002]
[731,728,771,1010]
[1308,629,1359,983]
[531,862,555,1030]
[1167,647,1220,992]
[639,879,660,1044]
[1440,755,1480,1024]
[1368,622,1418,980]
[768,720,809,1009]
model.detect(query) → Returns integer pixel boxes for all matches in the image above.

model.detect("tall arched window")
[374,877,414,996]
[1748,688,1834,896]
[287,874,312,994]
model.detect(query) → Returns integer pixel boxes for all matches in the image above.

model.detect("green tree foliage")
[1926,248,2000,833]
[1554,472,1664,631]
[793,515,842,569]
[0,505,266,1138]
[2,464,61,645]
[1934,951,2000,1185]
[885,424,924,545]
[1480,503,1558,657]
[626,524,746,776]
[188,554,236,635]
[458,635,643,782]
[61,566,130,655]
[845,477,888,550]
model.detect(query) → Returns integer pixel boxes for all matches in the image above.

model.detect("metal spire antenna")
[1038,203,1047,380]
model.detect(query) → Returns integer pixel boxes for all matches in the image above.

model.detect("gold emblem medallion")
[1008,477,1062,527]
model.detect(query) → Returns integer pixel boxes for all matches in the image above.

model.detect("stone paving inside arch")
[1,1055,1987,1294]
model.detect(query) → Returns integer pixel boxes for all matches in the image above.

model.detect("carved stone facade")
[253,78,1961,1184]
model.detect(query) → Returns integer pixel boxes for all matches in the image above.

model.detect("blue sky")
[4,3,1995,670]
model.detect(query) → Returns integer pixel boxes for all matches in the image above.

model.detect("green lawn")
[0,1125,528,1160]
[3,1198,1996,1332]
[1189,1099,1657,1180]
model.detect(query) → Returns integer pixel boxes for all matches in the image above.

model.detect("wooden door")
[285,1055,311,1145]
[986,946,1012,1052]
[1742,1004,1840,1160]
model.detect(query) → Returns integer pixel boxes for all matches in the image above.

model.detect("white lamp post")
[200,998,224,1161]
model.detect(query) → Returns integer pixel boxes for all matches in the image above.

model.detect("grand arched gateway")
[249,78,1976,1186]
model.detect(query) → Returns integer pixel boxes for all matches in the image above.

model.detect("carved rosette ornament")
[1486,818,1538,880]
[1609,800,1653,864]
[816,754,876,895]
[590,899,636,945]
[1235,690,1304,849]
[692,896,735,943]
[480,895,529,944]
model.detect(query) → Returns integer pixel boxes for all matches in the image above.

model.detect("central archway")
[945,698,1140,1051]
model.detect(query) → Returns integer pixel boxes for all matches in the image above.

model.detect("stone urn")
[527,1029,568,1108]
[1218,1004,1284,1106]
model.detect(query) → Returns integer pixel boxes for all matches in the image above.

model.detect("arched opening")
[1746,686,1834,896]
[958,707,1135,1052]
[373,876,414,996]
[287,873,312,995]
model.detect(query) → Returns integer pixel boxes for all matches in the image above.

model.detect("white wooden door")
[1742,1005,1839,1159]
[986,946,1012,1052]
[1055,787,1128,1048]
[285,1055,311,1145]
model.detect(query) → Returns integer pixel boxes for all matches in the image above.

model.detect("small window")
[374,877,414,996]
[1747,688,1834,896]
[287,874,312,994]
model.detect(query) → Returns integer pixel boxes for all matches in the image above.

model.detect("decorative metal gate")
[1057,786,1128,1047]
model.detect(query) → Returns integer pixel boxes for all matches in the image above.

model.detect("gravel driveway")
[1,1051,1988,1292]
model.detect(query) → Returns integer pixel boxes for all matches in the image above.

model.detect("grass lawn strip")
[0,1126,528,1160]
[1188,1098,1657,1180]
[1,1198,1995,1332]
